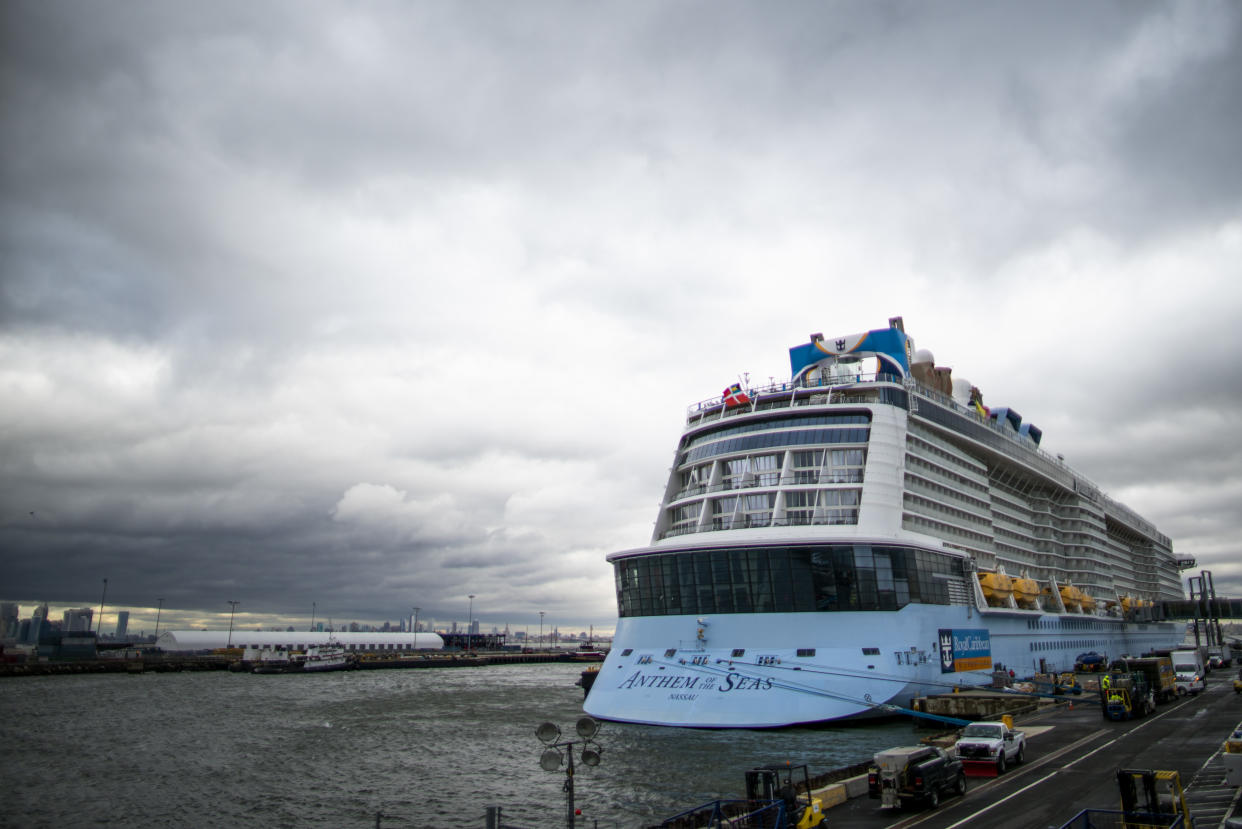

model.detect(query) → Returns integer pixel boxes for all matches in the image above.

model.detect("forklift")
[1116,769,1194,827]
[1101,672,1155,720]
[744,764,825,829]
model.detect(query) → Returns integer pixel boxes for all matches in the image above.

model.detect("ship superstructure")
[584,317,1184,728]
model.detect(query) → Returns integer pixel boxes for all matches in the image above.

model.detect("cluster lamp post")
[535,717,603,828]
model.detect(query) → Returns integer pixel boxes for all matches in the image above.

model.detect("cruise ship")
[584,317,1186,728]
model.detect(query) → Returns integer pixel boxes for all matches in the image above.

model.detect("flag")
[723,383,750,408]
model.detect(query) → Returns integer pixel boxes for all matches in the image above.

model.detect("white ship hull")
[585,605,1181,727]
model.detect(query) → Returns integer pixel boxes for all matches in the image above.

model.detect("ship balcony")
[670,474,864,505]
[658,510,860,541]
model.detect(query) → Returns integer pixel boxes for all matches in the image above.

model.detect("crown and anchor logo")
[939,630,955,670]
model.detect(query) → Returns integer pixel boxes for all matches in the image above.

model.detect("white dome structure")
[952,377,973,406]
[156,630,444,652]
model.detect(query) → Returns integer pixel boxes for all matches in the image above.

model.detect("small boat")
[247,644,352,674]
[978,567,1014,607]
[1012,573,1041,609]
[1059,583,1085,613]
[301,645,351,672]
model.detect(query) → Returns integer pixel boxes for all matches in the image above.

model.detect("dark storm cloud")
[2,0,1241,627]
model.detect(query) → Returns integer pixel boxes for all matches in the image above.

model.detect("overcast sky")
[3,1,1240,636]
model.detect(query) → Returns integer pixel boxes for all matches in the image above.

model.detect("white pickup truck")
[954,721,1026,774]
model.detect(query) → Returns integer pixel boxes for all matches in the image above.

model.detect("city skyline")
[0,599,614,640]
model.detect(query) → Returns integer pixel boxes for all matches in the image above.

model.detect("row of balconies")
[671,470,866,503]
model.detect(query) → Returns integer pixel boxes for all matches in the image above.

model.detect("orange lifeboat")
[1059,584,1084,612]
[1080,592,1096,614]
[978,570,1014,607]
[1012,575,1040,609]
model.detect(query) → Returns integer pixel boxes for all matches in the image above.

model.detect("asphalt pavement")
[827,670,1242,829]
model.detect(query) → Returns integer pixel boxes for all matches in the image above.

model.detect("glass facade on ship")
[678,412,871,464]
[613,544,969,618]
[665,410,873,538]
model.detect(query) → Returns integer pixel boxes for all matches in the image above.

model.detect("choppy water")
[0,663,919,828]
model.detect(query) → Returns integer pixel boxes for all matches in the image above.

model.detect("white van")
[1171,649,1205,696]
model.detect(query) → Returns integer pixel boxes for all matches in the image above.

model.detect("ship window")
[862,647,880,655]
[621,649,633,656]
[684,426,871,465]
[612,543,967,618]
[796,648,816,657]
[664,648,677,658]
[732,648,745,657]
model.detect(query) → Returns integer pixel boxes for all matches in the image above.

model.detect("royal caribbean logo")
[938,628,992,673]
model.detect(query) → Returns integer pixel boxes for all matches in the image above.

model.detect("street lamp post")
[535,717,603,828]
[226,600,240,647]
[154,598,164,639]
[468,595,475,652]
[96,578,108,635]
[539,611,545,650]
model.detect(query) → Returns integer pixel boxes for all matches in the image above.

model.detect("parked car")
[1075,652,1106,672]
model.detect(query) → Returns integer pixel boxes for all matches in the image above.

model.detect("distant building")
[0,602,18,638]
[63,608,95,632]
[115,611,129,638]
[25,603,49,644]
[38,630,98,660]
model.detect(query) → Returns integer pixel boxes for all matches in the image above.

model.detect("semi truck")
[1107,656,1176,704]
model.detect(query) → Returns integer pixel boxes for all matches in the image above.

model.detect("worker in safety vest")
[1101,674,1112,691]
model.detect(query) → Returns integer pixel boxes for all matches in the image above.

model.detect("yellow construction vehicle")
[1058,768,1194,827]
[1115,769,1192,828]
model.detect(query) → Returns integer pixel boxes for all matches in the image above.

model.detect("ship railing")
[670,472,866,502]
[658,799,785,828]
[685,372,902,420]
[659,511,861,541]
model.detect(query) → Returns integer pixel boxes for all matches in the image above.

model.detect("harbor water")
[0,662,919,828]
